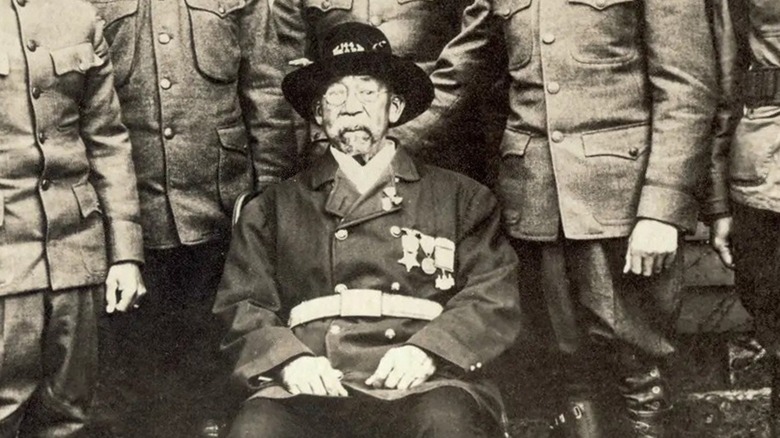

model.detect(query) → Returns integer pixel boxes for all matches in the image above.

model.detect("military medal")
[419,234,436,275]
[434,237,456,290]
[398,228,420,272]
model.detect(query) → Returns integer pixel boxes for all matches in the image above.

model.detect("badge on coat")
[395,227,455,290]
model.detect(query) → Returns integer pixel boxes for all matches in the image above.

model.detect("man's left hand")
[365,345,436,390]
[623,219,679,277]
[105,262,147,313]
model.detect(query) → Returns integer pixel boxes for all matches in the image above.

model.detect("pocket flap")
[0,52,9,77]
[493,0,532,18]
[93,0,139,26]
[303,0,352,11]
[582,123,650,159]
[568,0,634,11]
[397,0,433,4]
[500,128,532,157]
[217,125,249,153]
[50,43,102,76]
[185,0,246,17]
[72,182,101,218]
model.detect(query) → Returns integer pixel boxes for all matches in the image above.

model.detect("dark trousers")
[733,203,780,357]
[96,240,229,438]
[228,387,494,438]
[0,285,100,438]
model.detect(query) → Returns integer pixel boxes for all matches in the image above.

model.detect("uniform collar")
[307,140,421,190]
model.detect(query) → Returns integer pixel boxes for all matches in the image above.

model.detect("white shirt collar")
[330,141,397,194]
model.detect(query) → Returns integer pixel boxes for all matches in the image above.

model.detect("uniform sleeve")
[238,0,303,191]
[80,13,143,264]
[407,184,523,373]
[391,0,501,154]
[213,194,313,398]
[635,0,718,231]
[703,0,748,221]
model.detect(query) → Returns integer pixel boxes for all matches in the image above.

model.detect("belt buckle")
[340,289,382,318]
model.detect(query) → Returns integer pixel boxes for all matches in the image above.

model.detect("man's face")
[314,75,405,158]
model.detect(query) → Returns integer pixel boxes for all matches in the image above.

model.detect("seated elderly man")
[213,22,523,438]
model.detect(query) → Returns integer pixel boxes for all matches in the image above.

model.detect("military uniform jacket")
[707,0,780,218]
[88,0,296,248]
[214,147,522,421]
[0,0,143,296]
[399,0,717,240]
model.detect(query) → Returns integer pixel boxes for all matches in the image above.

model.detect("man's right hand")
[710,216,735,269]
[280,356,348,397]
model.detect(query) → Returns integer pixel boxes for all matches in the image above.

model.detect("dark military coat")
[214,147,522,422]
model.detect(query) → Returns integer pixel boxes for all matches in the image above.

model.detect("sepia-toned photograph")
[0,0,775,436]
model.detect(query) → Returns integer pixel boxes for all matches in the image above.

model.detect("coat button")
[321,0,330,8]
[390,282,400,291]
[369,16,383,27]
[651,386,661,394]
[158,33,171,44]
[16,0,25,6]
[390,226,401,237]
[628,147,639,158]
[163,127,175,139]
[40,179,51,191]
[595,0,606,7]
[542,33,555,44]
[334,283,348,294]
[217,4,226,13]
[37,131,47,144]
[476,362,483,369]
[31,87,41,99]
[551,131,564,143]
[329,325,341,335]
[547,82,560,94]
[160,78,172,89]
[384,329,396,340]
[26,40,37,52]
[335,229,348,240]
[649,369,660,378]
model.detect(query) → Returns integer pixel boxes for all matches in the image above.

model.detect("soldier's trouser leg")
[732,204,780,437]
[0,285,99,438]
[517,239,681,438]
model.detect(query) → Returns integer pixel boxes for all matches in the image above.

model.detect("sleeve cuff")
[637,185,699,232]
[106,219,144,264]
[407,326,478,373]
[232,327,313,390]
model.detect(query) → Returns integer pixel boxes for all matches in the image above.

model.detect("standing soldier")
[0,0,145,435]
[86,0,296,435]
[403,1,717,436]
[708,0,780,434]
[271,0,503,182]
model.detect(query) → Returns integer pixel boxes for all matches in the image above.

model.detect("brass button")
[469,365,476,371]
[369,16,382,27]
[217,4,226,13]
[476,362,483,369]
[37,131,47,144]
[547,82,560,94]
[595,0,606,7]
[329,325,341,335]
[40,178,51,191]
[384,328,396,340]
[651,386,661,394]
[390,226,401,237]
[551,131,564,143]
[321,0,330,8]
[160,78,172,89]
[542,33,555,44]
[390,282,400,291]
[26,40,37,52]
[163,127,175,139]
[628,147,639,158]
[334,283,348,294]
[335,229,348,241]
[649,369,660,378]
[158,33,171,44]
[31,87,41,99]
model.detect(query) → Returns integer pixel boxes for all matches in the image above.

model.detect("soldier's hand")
[710,216,734,269]
[105,262,147,313]
[280,356,348,397]
[365,345,436,390]
[623,219,679,277]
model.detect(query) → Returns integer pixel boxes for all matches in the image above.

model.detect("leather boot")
[617,353,672,438]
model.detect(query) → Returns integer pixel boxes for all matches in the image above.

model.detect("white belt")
[288,289,443,328]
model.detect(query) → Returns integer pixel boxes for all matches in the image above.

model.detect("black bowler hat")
[281,22,434,127]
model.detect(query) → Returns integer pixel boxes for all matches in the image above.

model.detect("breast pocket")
[185,0,247,82]
[567,0,639,65]
[92,0,139,86]
[493,0,533,70]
